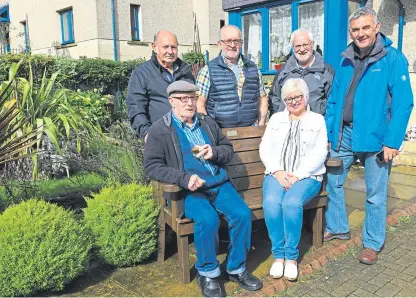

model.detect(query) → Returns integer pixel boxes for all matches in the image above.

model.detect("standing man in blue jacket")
[196,25,268,128]
[324,7,413,265]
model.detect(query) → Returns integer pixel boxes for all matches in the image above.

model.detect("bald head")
[154,30,178,44]
[219,25,241,41]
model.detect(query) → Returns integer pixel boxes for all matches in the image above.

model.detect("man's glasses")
[171,96,197,104]
[220,39,243,46]
[284,94,303,104]
[293,42,312,51]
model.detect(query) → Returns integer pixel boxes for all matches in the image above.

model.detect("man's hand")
[383,146,399,162]
[196,144,213,160]
[273,171,291,189]
[188,174,205,191]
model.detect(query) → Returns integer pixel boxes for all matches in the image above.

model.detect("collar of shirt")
[221,54,244,69]
[172,113,199,130]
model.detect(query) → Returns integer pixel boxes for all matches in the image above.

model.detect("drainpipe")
[392,0,405,52]
[111,0,118,61]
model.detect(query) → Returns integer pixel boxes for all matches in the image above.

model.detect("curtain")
[269,4,292,69]
[299,1,325,54]
[242,12,262,67]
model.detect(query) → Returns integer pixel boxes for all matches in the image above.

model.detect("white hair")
[289,28,314,50]
[348,7,378,28]
[281,78,309,107]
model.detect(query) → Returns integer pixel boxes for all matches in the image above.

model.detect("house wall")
[2,0,226,61]
[3,0,100,58]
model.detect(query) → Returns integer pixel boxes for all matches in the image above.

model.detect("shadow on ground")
[51,220,316,297]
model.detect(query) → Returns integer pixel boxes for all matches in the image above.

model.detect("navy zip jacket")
[126,52,194,138]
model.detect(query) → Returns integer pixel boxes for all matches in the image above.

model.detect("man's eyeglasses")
[284,94,303,104]
[171,96,197,104]
[220,39,243,46]
[293,42,312,51]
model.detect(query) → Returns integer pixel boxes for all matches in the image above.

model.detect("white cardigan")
[259,110,328,180]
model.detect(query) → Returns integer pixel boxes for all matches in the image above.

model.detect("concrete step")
[394,152,416,167]
[402,141,416,153]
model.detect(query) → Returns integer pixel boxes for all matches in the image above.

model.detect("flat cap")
[167,80,199,96]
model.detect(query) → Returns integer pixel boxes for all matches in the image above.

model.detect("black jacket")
[126,52,195,138]
[144,111,234,189]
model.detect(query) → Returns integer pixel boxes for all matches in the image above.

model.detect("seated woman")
[259,78,328,281]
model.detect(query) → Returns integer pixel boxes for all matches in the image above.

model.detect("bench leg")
[312,207,324,247]
[177,234,190,284]
[157,219,166,262]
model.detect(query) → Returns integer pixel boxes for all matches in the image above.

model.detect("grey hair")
[289,28,314,49]
[281,78,309,107]
[219,24,241,40]
[348,7,378,28]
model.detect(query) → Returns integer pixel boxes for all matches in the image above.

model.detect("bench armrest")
[325,157,342,168]
[159,183,182,193]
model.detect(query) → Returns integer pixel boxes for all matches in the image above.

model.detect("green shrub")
[182,51,205,65]
[83,184,159,266]
[0,199,93,296]
[0,54,144,93]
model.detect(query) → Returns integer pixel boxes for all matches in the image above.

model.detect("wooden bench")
[151,126,340,284]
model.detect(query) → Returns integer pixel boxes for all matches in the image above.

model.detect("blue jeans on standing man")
[263,175,322,260]
[325,125,391,251]
[184,181,252,278]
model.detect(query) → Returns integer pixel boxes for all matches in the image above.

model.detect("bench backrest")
[223,126,266,210]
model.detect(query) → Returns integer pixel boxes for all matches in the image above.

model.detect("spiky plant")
[0,60,39,166]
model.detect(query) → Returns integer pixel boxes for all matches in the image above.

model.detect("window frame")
[59,8,74,45]
[21,21,30,52]
[130,5,141,41]
[229,0,328,74]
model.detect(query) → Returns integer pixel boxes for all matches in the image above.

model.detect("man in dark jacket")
[269,28,334,115]
[126,30,194,140]
[144,81,262,297]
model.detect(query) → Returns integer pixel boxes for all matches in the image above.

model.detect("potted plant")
[273,52,287,70]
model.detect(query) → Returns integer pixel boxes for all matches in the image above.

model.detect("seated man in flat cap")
[144,80,263,297]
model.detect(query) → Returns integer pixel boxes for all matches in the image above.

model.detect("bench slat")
[227,162,265,178]
[228,150,262,165]
[232,174,263,191]
[231,138,261,152]
[223,126,266,140]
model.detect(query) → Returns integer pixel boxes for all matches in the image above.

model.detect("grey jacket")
[269,52,335,115]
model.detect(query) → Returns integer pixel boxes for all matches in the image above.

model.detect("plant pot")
[274,64,283,70]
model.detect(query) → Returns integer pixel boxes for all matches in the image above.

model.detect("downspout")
[392,0,405,52]
[111,0,118,61]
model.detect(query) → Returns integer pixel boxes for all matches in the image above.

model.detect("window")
[298,1,325,55]
[220,19,225,29]
[21,21,29,52]
[0,4,10,22]
[130,5,140,41]
[270,4,292,69]
[242,12,262,67]
[59,8,74,44]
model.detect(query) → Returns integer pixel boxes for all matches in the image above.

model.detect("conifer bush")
[83,184,159,266]
[0,199,92,297]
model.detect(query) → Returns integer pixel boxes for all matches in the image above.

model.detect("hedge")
[0,54,145,94]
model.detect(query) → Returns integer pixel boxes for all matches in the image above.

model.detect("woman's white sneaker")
[270,260,284,279]
[284,261,298,281]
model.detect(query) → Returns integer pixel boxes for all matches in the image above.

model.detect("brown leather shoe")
[359,248,378,265]
[323,231,351,242]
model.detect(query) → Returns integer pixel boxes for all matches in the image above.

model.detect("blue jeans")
[325,126,391,251]
[184,182,252,278]
[263,175,321,260]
